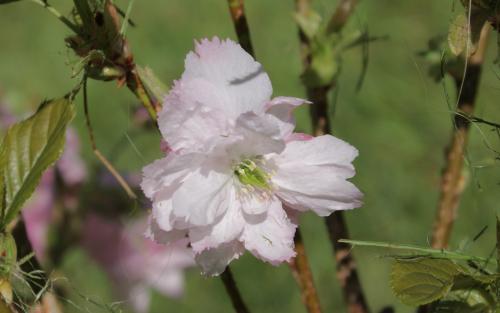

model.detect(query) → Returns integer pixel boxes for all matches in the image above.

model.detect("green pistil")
[234,159,271,190]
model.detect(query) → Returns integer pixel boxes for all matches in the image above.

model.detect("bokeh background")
[0,1,499,312]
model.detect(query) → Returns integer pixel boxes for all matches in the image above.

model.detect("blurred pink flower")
[141,38,363,275]
[82,214,194,313]
[21,128,86,262]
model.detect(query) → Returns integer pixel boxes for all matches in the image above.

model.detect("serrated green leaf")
[0,98,75,228]
[391,258,460,306]
[431,300,489,313]
[294,9,322,40]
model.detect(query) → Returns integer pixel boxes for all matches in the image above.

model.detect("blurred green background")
[1,0,500,312]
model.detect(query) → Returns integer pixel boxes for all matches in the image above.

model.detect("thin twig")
[220,268,250,313]
[28,0,80,34]
[340,239,491,263]
[431,23,491,249]
[226,0,254,56]
[289,230,322,313]
[295,1,371,313]
[83,76,138,199]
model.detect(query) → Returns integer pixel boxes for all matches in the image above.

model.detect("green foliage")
[294,6,374,88]
[0,233,16,277]
[391,258,460,306]
[0,233,15,306]
[0,98,75,229]
[136,65,169,103]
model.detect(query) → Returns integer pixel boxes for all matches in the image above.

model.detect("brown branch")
[325,212,370,313]
[431,23,491,249]
[220,268,250,313]
[289,229,322,313]
[227,0,254,56]
[295,1,371,313]
[326,0,358,34]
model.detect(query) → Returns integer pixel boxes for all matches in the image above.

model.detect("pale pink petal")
[285,132,313,143]
[228,112,286,158]
[271,135,363,216]
[147,270,184,298]
[273,135,359,179]
[159,79,231,153]
[141,153,202,199]
[189,186,244,252]
[265,97,309,139]
[239,192,274,216]
[182,37,272,118]
[195,241,245,276]
[241,199,296,265]
[171,168,232,226]
[128,285,150,313]
[145,217,188,245]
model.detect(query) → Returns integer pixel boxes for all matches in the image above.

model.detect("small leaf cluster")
[391,257,497,312]
[294,7,371,88]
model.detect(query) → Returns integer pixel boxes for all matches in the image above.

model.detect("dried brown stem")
[295,1,370,313]
[431,23,491,249]
[289,229,323,313]
[227,0,254,56]
[220,268,250,313]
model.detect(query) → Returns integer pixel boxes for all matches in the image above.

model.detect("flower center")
[233,158,271,190]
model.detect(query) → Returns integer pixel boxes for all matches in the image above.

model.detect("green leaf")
[431,301,489,313]
[0,233,16,276]
[448,13,470,56]
[448,11,488,57]
[302,38,340,88]
[0,98,75,228]
[137,66,168,103]
[391,258,460,306]
[0,0,21,4]
[294,9,322,40]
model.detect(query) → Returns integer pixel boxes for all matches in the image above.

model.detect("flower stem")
[340,239,491,263]
[220,267,250,313]
[226,0,254,56]
[431,23,491,249]
[289,229,322,313]
[295,1,371,313]
[28,0,80,34]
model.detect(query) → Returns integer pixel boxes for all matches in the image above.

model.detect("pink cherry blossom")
[82,214,194,313]
[141,37,363,276]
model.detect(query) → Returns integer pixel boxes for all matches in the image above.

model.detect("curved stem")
[226,0,254,56]
[289,230,323,313]
[221,267,250,313]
